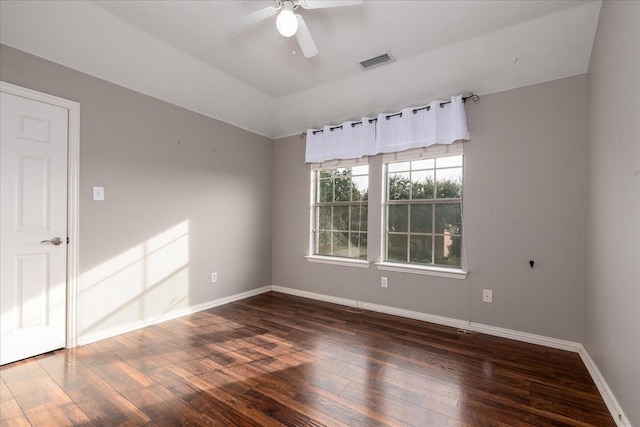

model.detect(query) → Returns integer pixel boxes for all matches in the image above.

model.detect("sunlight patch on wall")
[79,221,190,335]
[145,221,189,286]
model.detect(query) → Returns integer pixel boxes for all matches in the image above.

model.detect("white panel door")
[1,92,68,365]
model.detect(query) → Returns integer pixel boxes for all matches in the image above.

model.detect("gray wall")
[584,1,640,425]
[273,74,588,342]
[0,45,273,339]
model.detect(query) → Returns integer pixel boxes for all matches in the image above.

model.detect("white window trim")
[310,156,369,170]
[306,255,371,269]
[375,262,467,279]
[381,142,463,163]
[308,157,370,263]
[381,142,466,273]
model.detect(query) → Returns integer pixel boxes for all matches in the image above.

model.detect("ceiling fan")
[224,0,363,58]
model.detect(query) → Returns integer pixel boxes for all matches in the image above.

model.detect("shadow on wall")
[79,221,190,336]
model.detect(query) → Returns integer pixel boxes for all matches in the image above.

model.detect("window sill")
[375,262,467,279]
[305,256,371,269]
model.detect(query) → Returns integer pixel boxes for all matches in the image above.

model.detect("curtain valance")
[304,118,376,163]
[305,95,470,163]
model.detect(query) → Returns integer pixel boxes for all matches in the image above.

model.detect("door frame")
[1,81,80,349]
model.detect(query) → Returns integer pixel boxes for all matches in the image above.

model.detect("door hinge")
[67,237,70,244]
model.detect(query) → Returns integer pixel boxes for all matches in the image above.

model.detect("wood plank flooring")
[1,292,615,426]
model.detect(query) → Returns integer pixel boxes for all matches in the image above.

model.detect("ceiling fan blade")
[298,0,362,9]
[295,14,319,58]
[224,6,278,34]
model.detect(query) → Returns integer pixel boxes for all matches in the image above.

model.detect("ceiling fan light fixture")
[276,2,298,37]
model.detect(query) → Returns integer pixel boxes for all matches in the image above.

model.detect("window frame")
[379,144,466,277]
[307,158,371,268]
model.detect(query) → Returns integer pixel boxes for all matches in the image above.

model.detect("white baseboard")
[271,285,361,311]
[271,286,470,330]
[578,345,631,427]
[271,285,628,426]
[271,285,580,351]
[468,322,581,352]
[77,286,271,346]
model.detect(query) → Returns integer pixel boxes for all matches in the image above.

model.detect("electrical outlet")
[381,277,388,288]
[210,272,218,283]
[92,186,104,201]
[483,289,493,303]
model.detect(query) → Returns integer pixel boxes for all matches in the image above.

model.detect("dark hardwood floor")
[1,292,615,426]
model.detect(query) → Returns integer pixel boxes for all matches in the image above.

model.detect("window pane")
[318,206,331,230]
[388,204,408,232]
[387,234,408,262]
[436,167,462,198]
[410,204,433,233]
[350,205,367,232]
[435,236,461,267]
[382,154,463,268]
[411,170,435,199]
[334,177,351,201]
[352,176,368,201]
[352,165,369,176]
[313,165,369,261]
[333,206,350,231]
[317,231,331,255]
[436,155,463,168]
[412,158,434,170]
[350,232,367,260]
[359,233,368,260]
[319,178,333,202]
[434,204,461,234]
[388,162,410,172]
[388,172,410,200]
[332,231,349,256]
[410,235,432,264]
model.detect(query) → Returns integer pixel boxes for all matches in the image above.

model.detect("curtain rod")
[299,93,479,139]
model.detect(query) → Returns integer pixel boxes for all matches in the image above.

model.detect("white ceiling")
[0,0,601,139]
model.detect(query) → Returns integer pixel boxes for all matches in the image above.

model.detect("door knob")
[41,237,64,246]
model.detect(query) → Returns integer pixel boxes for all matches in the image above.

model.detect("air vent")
[359,52,395,71]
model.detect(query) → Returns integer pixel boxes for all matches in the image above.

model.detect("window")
[384,154,463,268]
[312,164,368,260]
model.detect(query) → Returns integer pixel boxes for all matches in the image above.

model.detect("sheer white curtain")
[304,118,376,163]
[376,95,469,153]
[305,95,470,163]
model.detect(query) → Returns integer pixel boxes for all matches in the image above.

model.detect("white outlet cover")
[92,186,104,201]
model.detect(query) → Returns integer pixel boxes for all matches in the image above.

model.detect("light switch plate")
[92,186,105,201]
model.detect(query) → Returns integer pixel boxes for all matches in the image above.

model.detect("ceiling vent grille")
[359,52,395,71]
